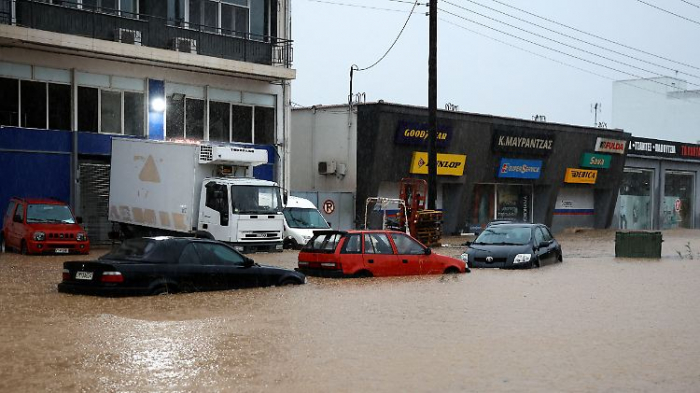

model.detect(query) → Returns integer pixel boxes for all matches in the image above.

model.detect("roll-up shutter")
[79,162,111,244]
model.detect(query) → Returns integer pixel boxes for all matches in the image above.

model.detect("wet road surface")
[1,229,700,392]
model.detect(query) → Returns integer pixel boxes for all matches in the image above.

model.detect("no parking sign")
[323,199,335,215]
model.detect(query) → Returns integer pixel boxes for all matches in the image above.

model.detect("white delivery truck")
[108,138,284,253]
[282,196,330,249]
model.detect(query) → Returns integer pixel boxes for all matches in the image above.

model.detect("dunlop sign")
[595,137,626,154]
[580,152,611,169]
[410,152,466,176]
[564,168,598,184]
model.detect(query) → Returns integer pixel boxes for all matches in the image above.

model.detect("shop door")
[663,171,695,229]
[615,169,653,230]
[80,163,112,244]
[496,184,533,223]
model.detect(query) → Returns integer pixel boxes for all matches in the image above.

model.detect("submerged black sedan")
[58,237,306,296]
[460,223,563,269]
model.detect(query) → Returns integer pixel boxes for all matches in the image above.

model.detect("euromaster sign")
[410,152,466,176]
[580,152,611,169]
[564,168,598,184]
[497,158,543,179]
[595,137,626,154]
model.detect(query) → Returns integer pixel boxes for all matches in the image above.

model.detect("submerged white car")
[283,196,331,249]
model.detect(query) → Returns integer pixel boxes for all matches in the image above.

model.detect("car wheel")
[278,278,300,286]
[150,285,173,296]
[531,258,540,269]
[353,270,373,278]
[558,253,563,263]
[444,267,460,274]
[20,240,28,255]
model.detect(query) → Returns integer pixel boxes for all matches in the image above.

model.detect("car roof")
[13,198,67,205]
[486,223,541,229]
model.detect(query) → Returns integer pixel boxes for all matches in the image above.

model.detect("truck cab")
[282,196,330,249]
[198,178,285,253]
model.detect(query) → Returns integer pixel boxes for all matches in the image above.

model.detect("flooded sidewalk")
[1,229,700,392]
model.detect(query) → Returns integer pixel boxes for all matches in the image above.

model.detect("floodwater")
[2,230,700,392]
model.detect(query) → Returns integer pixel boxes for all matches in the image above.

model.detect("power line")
[680,0,700,9]
[439,18,700,107]
[439,7,695,94]
[440,1,700,89]
[485,0,700,72]
[355,0,421,71]
[634,0,700,26]
[451,0,700,82]
[304,0,416,13]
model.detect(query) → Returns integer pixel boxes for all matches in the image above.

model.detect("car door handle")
[368,259,374,264]
[402,259,408,264]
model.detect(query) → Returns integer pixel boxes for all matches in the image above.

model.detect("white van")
[283,196,330,249]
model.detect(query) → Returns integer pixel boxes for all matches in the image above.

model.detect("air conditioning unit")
[318,161,337,175]
[171,37,197,54]
[115,28,142,45]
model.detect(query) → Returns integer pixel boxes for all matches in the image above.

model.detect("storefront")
[612,137,700,230]
[291,102,631,234]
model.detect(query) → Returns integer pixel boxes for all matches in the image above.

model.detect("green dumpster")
[615,231,662,258]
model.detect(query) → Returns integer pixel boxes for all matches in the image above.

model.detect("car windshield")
[474,226,531,245]
[231,185,283,214]
[100,238,157,260]
[303,232,343,253]
[26,204,75,224]
[284,208,329,229]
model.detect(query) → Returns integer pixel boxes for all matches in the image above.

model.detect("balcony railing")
[0,0,293,68]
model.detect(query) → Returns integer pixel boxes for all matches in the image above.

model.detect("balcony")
[0,0,293,68]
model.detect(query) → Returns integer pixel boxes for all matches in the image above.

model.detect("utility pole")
[428,0,438,210]
[592,102,602,126]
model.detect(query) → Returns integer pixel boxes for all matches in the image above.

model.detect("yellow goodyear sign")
[564,168,598,184]
[410,152,466,176]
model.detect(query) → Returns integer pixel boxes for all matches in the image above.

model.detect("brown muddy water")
[1,230,700,392]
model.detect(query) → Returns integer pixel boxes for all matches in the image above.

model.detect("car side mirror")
[424,247,432,255]
[76,216,83,224]
[243,258,254,268]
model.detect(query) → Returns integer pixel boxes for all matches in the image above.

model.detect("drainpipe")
[71,68,80,216]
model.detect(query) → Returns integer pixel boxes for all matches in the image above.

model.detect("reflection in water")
[2,231,700,392]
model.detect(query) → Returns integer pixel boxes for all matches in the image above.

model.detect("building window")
[232,104,252,143]
[48,83,71,130]
[20,81,47,129]
[189,0,250,37]
[0,77,19,126]
[663,171,695,229]
[78,86,99,132]
[186,98,205,140]
[167,0,187,25]
[79,0,138,17]
[79,87,144,135]
[209,101,230,142]
[166,95,185,139]
[617,168,653,230]
[254,106,274,144]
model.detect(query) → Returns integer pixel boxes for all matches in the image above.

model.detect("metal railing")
[1,0,293,68]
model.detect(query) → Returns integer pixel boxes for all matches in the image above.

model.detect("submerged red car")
[297,230,467,278]
[1,198,90,255]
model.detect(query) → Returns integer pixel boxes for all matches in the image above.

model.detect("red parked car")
[297,230,467,278]
[1,198,90,255]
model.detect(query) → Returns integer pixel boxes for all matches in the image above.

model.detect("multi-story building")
[0,0,295,242]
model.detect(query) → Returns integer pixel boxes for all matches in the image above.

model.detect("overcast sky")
[290,0,700,141]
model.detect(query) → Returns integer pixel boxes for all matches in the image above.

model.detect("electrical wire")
[485,0,700,72]
[634,0,700,26]
[680,0,700,9]
[439,17,700,106]
[440,2,700,89]
[355,0,421,71]
[450,0,700,82]
[439,7,695,94]
[304,0,416,13]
